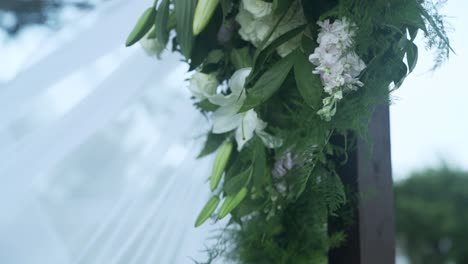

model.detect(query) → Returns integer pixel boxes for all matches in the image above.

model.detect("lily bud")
[193,0,220,36]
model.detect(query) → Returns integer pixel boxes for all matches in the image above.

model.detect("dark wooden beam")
[329,104,395,264]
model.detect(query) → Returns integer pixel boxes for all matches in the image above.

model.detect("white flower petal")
[243,110,261,135]
[257,130,283,149]
[140,31,165,58]
[208,93,234,106]
[234,110,259,151]
[234,126,248,151]
[228,68,252,95]
[212,111,242,134]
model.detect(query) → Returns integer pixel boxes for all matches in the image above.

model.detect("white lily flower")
[210,68,282,150]
[233,109,282,151]
[209,68,249,109]
[189,71,219,101]
[210,68,251,134]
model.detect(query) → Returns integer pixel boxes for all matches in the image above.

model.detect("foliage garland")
[126,0,451,262]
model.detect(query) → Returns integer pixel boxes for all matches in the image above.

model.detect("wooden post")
[329,104,395,264]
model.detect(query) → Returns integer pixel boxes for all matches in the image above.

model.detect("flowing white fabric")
[0,1,221,263]
[0,0,146,129]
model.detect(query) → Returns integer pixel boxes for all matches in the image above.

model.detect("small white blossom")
[272,151,296,178]
[309,17,366,120]
[209,68,282,150]
[188,71,219,101]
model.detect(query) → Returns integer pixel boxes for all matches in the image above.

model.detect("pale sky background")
[0,0,467,181]
[390,0,468,179]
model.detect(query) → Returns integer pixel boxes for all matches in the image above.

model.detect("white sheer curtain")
[0,1,220,263]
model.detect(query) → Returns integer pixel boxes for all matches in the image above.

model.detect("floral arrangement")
[126,0,451,262]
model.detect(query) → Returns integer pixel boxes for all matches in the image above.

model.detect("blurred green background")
[395,166,468,264]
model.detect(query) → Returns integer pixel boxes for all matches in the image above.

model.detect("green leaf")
[189,7,222,70]
[272,0,289,15]
[406,41,418,73]
[389,56,408,88]
[257,130,283,149]
[252,138,267,189]
[146,27,157,39]
[155,0,170,46]
[174,0,196,58]
[400,3,427,33]
[230,47,253,70]
[294,50,323,109]
[224,167,251,195]
[220,0,233,19]
[302,0,336,23]
[197,132,227,158]
[194,196,220,227]
[323,171,346,214]
[126,7,156,47]
[218,187,248,219]
[419,6,454,53]
[247,25,306,85]
[205,49,224,65]
[193,0,220,35]
[295,171,311,199]
[167,11,177,30]
[407,26,419,41]
[194,99,219,112]
[300,29,316,54]
[210,141,233,191]
[240,52,295,111]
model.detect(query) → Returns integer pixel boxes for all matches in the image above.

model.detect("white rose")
[188,72,219,100]
[236,7,272,47]
[242,0,273,18]
[236,1,306,57]
[140,28,165,58]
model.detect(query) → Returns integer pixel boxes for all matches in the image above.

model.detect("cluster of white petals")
[235,0,305,57]
[242,0,272,19]
[188,71,219,101]
[309,18,366,95]
[205,68,282,151]
[272,152,296,178]
[139,28,165,59]
[309,18,366,120]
